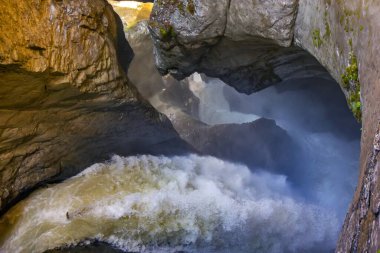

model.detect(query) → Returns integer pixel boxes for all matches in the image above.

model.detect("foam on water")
[184,74,360,221]
[0,155,338,253]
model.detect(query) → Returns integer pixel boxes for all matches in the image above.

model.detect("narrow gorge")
[0,0,379,253]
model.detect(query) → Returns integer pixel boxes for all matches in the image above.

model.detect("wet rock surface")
[194,38,331,94]
[0,0,190,212]
[173,116,301,176]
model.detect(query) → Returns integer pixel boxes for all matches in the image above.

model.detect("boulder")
[0,0,190,212]
[148,0,328,93]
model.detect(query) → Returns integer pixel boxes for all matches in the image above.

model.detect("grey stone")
[149,0,229,77]
[225,0,298,46]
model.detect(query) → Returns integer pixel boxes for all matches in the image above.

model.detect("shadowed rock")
[148,0,301,91]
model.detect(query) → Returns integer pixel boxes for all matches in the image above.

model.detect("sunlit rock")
[108,1,153,29]
[0,0,189,212]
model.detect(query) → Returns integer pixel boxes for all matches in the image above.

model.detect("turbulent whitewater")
[0,155,338,253]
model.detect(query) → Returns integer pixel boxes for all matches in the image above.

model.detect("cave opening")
[124,18,362,252]
[0,1,363,253]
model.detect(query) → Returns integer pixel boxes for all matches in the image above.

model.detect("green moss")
[343,8,353,16]
[341,53,361,121]
[344,19,350,32]
[187,0,195,15]
[312,12,332,48]
[312,29,323,48]
[159,25,176,41]
[324,11,331,38]
[155,0,164,6]
[341,55,357,88]
[177,1,185,13]
[348,38,353,49]
[340,7,361,34]
[339,15,345,25]
[341,52,358,88]
[348,88,361,121]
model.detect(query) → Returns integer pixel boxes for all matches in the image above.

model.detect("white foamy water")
[183,73,359,221]
[0,155,338,253]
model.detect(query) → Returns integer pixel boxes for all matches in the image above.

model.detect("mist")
[185,74,361,220]
[126,22,361,251]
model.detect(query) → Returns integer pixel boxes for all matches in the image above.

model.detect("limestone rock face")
[294,1,380,252]
[148,0,321,92]
[193,37,330,94]
[0,0,189,212]
[149,0,229,78]
[225,0,298,46]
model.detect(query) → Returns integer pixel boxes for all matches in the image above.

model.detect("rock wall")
[149,0,330,93]
[295,1,380,252]
[148,0,380,251]
[0,0,189,212]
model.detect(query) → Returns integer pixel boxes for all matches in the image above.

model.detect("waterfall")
[188,73,260,125]
[0,155,338,253]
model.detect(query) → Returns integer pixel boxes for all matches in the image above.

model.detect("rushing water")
[184,74,360,220]
[0,155,338,253]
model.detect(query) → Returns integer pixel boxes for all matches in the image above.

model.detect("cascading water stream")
[188,74,260,125]
[183,74,360,220]
[0,155,338,253]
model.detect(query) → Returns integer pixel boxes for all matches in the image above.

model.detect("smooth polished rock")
[0,0,190,212]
